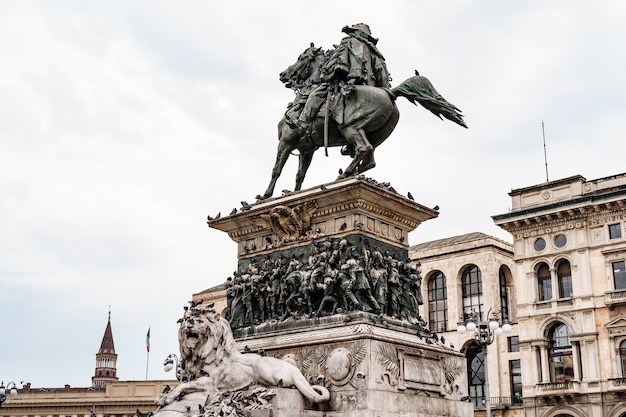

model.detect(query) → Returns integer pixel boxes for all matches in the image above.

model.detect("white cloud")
[1,0,626,387]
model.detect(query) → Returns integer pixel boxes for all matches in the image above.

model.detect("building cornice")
[493,194,626,233]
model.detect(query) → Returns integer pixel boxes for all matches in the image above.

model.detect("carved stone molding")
[208,177,437,258]
[261,201,318,243]
[319,342,366,387]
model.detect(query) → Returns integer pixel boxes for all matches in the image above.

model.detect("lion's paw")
[155,393,174,407]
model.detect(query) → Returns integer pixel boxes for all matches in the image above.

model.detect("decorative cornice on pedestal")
[234,315,456,356]
[208,178,437,257]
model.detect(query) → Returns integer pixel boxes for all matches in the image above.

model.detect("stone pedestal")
[241,314,472,417]
[207,178,472,417]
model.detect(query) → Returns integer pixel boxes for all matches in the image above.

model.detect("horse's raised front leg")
[338,126,373,179]
[263,141,294,199]
[295,151,315,191]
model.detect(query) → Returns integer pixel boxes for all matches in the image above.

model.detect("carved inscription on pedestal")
[398,350,443,394]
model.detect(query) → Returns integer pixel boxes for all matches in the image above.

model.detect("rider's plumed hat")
[342,23,378,45]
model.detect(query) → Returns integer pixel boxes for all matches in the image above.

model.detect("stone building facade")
[6,174,626,417]
[492,173,626,417]
[0,313,177,417]
[0,381,174,417]
[410,232,523,417]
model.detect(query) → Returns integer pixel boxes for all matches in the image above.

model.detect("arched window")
[499,266,510,320]
[465,343,485,406]
[462,265,483,320]
[548,322,574,382]
[619,339,626,378]
[428,271,447,332]
[557,259,573,298]
[537,263,552,301]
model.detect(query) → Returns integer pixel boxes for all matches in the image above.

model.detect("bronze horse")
[261,47,466,199]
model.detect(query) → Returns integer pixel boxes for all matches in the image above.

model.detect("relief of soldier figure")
[225,237,425,330]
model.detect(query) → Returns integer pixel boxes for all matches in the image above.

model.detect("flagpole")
[146,326,151,380]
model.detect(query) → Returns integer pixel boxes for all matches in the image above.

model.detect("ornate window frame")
[605,314,626,379]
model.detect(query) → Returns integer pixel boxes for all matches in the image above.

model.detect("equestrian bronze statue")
[261,24,466,200]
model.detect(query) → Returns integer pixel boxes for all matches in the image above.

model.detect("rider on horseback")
[262,24,466,199]
[293,24,391,135]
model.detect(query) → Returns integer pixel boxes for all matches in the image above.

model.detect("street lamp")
[0,381,18,408]
[163,353,181,381]
[457,308,511,417]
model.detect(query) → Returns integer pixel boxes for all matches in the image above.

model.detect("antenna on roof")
[542,120,549,182]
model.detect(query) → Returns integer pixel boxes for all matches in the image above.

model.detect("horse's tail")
[391,74,467,128]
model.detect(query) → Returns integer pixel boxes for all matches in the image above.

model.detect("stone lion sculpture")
[154,302,329,416]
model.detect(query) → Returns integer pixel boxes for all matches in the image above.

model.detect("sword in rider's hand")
[324,82,341,157]
[323,90,333,157]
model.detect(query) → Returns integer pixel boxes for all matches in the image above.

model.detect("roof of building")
[194,282,225,295]
[493,174,626,224]
[410,232,495,251]
[97,316,115,355]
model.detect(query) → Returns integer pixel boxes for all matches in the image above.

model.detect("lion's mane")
[156,302,329,412]
[178,307,237,379]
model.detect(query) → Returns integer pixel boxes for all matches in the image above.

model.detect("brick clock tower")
[92,309,118,388]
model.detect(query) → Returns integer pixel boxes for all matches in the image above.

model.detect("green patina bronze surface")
[226,234,422,330]
[262,23,466,199]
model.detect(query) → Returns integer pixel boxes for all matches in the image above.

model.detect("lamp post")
[457,309,512,417]
[163,353,181,381]
[0,381,18,408]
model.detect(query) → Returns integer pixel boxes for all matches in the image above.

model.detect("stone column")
[520,344,535,387]
[549,267,557,301]
[582,338,599,380]
[540,346,550,383]
[572,341,581,381]
[588,394,603,417]
[609,336,619,377]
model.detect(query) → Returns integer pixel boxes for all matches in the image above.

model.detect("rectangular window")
[538,277,552,301]
[620,340,626,377]
[557,261,573,299]
[508,336,520,352]
[613,260,626,290]
[550,354,574,382]
[609,223,623,239]
[499,269,510,320]
[558,275,573,298]
[428,302,448,332]
[510,359,522,404]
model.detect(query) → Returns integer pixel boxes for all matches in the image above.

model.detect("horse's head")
[279,44,324,89]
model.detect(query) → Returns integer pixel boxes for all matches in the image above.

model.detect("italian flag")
[146,327,151,353]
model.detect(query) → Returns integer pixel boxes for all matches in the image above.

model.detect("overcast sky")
[1,1,625,389]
